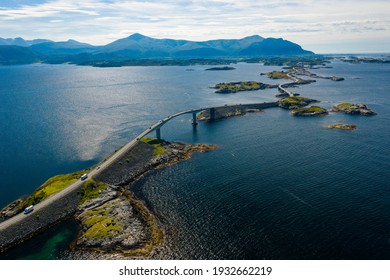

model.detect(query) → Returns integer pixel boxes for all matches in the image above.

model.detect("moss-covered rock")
[77,196,153,253]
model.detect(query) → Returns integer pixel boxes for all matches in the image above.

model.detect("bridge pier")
[156,128,161,139]
[192,112,198,126]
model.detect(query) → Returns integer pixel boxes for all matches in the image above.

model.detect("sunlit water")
[0,61,389,259]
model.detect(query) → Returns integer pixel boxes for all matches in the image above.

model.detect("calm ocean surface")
[0,61,389,259]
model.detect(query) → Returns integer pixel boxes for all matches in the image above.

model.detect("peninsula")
[0,137,217,256]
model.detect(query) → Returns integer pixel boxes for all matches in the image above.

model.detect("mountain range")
[0,33,314,66]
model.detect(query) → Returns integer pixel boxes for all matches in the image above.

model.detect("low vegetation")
[277,96,317,109]
[335,103,353,108]
[140,137,166,156]
[292,106,328,116]
[333,103,377,116]
[83,203,123,239]
[22,170,86,208]
[79,179,108,205]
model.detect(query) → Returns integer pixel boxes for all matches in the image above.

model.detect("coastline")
[70,140,217,259]
[0,59,384,260]
[0,139,217,258]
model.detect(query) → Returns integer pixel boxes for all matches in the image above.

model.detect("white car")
[24,205,34,214]
[80,174,88,181]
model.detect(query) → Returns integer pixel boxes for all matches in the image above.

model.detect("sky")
[0,0,389,53]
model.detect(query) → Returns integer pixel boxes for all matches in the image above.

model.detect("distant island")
[212,81,275,93]
[0,33,314,67]
[205,66,236,71]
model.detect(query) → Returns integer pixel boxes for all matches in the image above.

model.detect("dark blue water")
[0,61,389,259]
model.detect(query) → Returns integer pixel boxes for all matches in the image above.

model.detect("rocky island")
[277,96,318,109]
[262,70,290,79]
[325,124,357,130]
[291,106,328,116]
[332,103,377,115]
[212,81,275,93]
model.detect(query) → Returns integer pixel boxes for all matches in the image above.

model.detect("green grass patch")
[22,170,86,208]
[79,179,108,205]
[336,103,353,108]
[140,137,166,156]
[292,106,326,113]
[83,202,122,239]
[85,216,122,239]
[279,96,310,107]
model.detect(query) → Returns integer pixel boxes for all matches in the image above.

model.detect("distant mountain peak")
[242,35,264,40]
[127,33,149,41]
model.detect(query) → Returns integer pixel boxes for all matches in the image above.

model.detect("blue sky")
[0,0,389,53]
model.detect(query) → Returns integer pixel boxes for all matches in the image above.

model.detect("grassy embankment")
[79,179,107,205]
[22,170,87,209]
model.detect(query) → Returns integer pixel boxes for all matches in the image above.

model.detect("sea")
[0,60,389,259]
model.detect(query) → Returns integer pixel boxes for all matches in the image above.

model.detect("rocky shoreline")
[71,140,217,258]
[0,139,217,258]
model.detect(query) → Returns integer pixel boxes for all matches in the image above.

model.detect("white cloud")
[0,0,389,53]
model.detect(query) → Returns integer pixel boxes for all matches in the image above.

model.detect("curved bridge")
[0,102,276,247]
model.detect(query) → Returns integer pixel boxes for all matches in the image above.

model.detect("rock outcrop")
[325,124,357,130]
[291,106,328,116]
[332,103,376,115]
[73,140,217,256]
